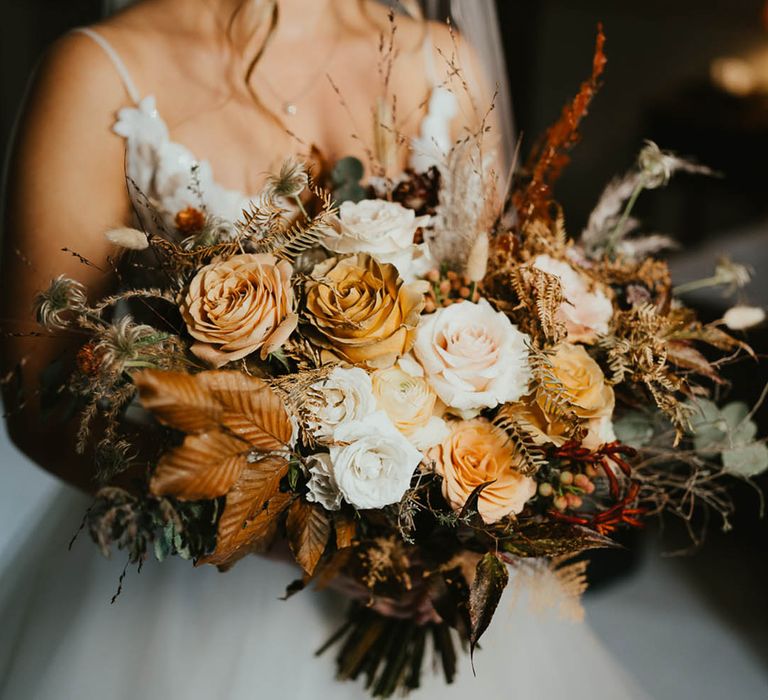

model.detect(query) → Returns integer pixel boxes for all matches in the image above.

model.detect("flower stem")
[605,180,646,256]
[293,195,309,220]
[672,276,722,296]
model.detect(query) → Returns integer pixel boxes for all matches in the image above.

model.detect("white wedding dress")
[0,27,651,700]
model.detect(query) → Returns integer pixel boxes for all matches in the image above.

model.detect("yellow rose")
[371,364,448,449]
[540,343,614,420]
[303,253,427,369]
[181,253,297,368]
[429,418,537,524]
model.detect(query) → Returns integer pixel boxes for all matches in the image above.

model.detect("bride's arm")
[1,33,133,492]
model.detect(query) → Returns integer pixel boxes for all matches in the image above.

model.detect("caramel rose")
[181,253,297,368]
[541,343,614,420]
[430,418,537,524]
[303,253,428,369]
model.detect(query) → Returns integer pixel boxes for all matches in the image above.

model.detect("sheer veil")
[101,0,515,162]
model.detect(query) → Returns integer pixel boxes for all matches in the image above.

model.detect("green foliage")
[331,156,367,204]
[84,487,219,566]
[613,411,655,448]
[687,399,768,477]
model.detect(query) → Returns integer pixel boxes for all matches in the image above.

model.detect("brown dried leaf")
[287,500,331,576]
[150,430,248,500]
[134,370,222,433]
[666,341,724,384]
[199,371,293,451]
[468,553,508,661]
[199,487,293,569]
[242,455,291,520]
[334,511,357,550]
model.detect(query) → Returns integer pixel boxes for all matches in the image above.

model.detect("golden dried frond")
[519,215,570,259]
[493,405,549,476]
[529,349,581,424]
[503,264,568,344]
[250,183,336,264]
[268,364,336,447]
[596,255,673,302]
[599,304,693,436]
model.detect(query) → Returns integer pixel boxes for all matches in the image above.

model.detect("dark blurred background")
[1,1,767,697]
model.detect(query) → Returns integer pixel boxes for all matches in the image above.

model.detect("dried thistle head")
[638,140,713,190]
[266,158,309,199]
[93,317,164,374]
[713,256,752,294]
[34,275,87,331]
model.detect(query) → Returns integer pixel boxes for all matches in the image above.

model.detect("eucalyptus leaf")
[613,411,654,448]
[331,156,364,187]
[333,183,367,205]
[722,442,768,477]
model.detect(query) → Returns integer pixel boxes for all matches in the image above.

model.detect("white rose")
[371,364,449,450]
[308,367,377,444]
[305,453,342,511]
[325,199,433,282]
[533,254,613,343]
[413,299,532,416]
[582,414,617,451]
[329,411,423,509]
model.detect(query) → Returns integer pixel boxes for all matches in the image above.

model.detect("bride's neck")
[198,0,338,40]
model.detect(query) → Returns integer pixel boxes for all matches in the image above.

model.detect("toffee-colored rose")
[303,253,427,369]
[541,343,614,420]
[430,418,537,524]
[181,253,297,368]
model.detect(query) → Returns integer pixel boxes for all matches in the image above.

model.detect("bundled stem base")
[318,603,465,698]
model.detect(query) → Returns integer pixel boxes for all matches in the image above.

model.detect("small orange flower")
[76,343,101,376]
[175,207,207,235]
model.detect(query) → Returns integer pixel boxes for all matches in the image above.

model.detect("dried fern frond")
[250,184,337,264]
[493,406,549,476]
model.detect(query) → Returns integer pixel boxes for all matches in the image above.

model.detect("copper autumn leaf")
[334,511,357,550]
[286,499,331,576]
[199,482,293,568]
[134,369,293,500]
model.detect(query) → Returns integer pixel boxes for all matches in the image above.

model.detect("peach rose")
[533,254,613,343]
[542,343,614,420]
[303,253,428,369]
[429,418,537,524]
[181,253,297,368]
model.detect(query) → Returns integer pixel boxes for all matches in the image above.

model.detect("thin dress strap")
[72,27,141,105]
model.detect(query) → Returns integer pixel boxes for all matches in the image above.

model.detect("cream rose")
[543,343,614,420]
[533,254,613,343]
[329,411,424,509]
[371,364,449,450]
[430,418,537,524]
[307,367,378,444]
[181,253,297,368]
[413,298,531,416]
[326,200,433,282]
[304,253,428,369]
[305,453,342,511]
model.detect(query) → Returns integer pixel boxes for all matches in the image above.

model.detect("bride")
[0,1,649,697]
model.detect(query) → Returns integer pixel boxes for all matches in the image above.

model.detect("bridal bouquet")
[33,27,766,697]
